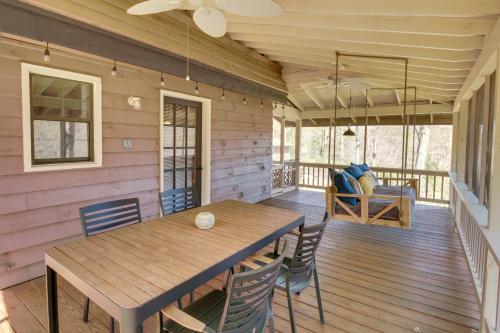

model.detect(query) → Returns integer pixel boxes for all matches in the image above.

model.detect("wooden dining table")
[45,199,304,333]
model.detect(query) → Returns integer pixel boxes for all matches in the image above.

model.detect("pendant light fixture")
[343,87,356,137]
[243,94,247,105]
[43,42,50,63]
[195,81,199,94]
[160,72,165,86]
[260,98,263,108]
[221,88,226,100]
[111,60,117,77]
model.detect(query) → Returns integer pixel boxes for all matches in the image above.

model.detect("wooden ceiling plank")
[270,0,500,17]
[226,14,496,36]
[287,93,305,111]
[227,23,484,51]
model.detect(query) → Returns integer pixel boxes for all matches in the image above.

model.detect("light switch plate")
[122,138,133,150]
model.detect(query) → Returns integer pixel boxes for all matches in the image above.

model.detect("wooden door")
[162,96,202,205]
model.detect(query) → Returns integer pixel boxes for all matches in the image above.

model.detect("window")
[22,64,102,172]
[272,116,282,161]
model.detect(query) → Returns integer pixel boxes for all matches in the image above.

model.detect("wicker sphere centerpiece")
[195,212,215,230]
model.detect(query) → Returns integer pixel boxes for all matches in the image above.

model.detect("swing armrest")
[378,178,419,194]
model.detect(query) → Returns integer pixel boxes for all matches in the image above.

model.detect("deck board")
[0,189,479,333]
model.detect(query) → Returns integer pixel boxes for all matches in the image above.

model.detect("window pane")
[31,74,92,121]
[65,122,89,158]
[272,117,282,161]
[33,120,61,159]
[33,120,88,161]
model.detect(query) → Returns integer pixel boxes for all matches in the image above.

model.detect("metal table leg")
[46,265,59,333]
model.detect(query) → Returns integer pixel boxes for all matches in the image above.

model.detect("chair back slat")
[159,187,197,215]
[79,198,141,237]
[289,212,329,280]
[218,241,289,333]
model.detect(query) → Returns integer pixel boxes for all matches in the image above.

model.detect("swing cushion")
[344,165,364,179]
[351,163,370,172]
[335,171,357,206]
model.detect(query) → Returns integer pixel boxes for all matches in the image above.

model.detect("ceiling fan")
[127,0,283,38]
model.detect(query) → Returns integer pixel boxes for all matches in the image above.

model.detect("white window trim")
[21,63,102,172]
[159,90,211,205]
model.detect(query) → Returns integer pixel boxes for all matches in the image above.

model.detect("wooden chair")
[161,240,290,333]
[79,198,142,333]
[159,187,197,216]
[260,212,329,333]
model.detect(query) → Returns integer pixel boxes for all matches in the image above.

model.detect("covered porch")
[1,189,479,333]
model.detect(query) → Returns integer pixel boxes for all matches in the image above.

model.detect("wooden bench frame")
[325,178,418,230]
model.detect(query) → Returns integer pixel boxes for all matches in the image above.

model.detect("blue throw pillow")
[335,171,357,206]
[351,162,370,172]
[344,165,364,179]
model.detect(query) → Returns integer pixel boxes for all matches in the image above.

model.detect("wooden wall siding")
[17,0,286,93]
[0,39,274,288]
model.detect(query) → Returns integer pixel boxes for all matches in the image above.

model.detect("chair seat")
[163,290,226,332]
[265,253,313,293]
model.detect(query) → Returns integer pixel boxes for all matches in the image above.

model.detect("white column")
[450,111,459,172]
[295,120,302,187]
[488,46,500,230]
[457,101,469,183]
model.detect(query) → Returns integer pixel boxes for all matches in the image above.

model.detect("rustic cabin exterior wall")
[0,40,273,288]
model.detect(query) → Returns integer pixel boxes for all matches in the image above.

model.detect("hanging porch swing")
[325,52,419,229]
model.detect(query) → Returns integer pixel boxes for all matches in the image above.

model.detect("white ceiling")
[225,0,500,112]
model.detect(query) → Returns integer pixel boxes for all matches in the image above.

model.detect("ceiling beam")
[300,83,326,109]
[394,90,402,106]
[226,14,495,36]
[227,23,484,51]
[287,93,304,111]
[273,105,301,121]
[300,103,452,119]
[336,90,347,108]
[232,34,480,62]
[363,89,375,107]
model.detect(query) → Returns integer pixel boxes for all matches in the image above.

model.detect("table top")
[45,200,304,320]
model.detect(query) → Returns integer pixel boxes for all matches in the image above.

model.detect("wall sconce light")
[128,96,142,110]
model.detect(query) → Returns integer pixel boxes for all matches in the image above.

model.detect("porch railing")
[297,162,450,204]
[271,161,297,195]
[450,173,500,333]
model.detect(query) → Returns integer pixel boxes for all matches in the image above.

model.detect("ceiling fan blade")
[127,0,182,15]
[214,0,283,17]
[193,7,227,38]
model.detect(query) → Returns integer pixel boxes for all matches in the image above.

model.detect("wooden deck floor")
[1,189,479,333]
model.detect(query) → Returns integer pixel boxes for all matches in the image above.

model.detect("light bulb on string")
[43,42,50,63]
[260,98,263,108]
[195,81,199,95]
[111,60,117,77]
[222,88,226,100]
[160,73,165,86]
[243,95,247,105]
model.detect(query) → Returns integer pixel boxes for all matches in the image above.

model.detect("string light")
[185,12,190,81]
[160,72,165,86]
[195,81,199,94]
[111,60,117,77]
[222,88,226,100]
[43,42,50,63]
[260,98,263,108]
[243,95,247,105]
